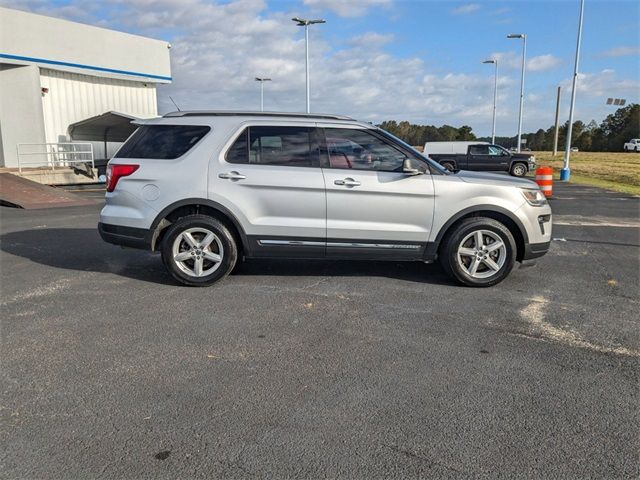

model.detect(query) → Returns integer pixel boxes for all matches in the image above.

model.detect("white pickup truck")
[623,139,639,152]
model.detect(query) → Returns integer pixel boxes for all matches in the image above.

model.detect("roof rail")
[163,110,354,121]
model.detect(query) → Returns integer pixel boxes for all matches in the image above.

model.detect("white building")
[0,7,172,169]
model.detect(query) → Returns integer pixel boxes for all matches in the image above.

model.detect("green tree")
[377,104,637,151]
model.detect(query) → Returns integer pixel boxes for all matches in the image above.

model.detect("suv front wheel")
[439,217,516,287]
[160,215,238,287]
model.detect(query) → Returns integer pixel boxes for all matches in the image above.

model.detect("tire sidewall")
[161,215,237,287]
[441,218,516,287]
[441,162,455,171]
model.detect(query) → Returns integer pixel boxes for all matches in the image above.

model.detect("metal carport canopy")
[67,111,140,142]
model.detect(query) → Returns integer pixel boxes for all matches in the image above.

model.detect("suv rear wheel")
[439,217,516,287]
[510,162,527,177]
[161,215,238,286]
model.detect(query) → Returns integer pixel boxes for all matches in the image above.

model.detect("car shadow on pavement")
[0,228,455,286]
[1,227,176,285]
[231,257,454,286]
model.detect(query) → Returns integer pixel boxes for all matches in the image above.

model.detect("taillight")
[106,164,139,192]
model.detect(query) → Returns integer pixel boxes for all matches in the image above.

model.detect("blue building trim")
[0,53,172,82]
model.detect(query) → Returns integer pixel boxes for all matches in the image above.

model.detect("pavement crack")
[382,443,465,474]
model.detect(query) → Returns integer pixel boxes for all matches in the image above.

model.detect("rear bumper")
[522,241,550,260]
[98,222,151,250]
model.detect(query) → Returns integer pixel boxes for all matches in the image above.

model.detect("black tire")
[160,214,238,287]
[510,162,527,177]
[441,161,455,172]
[439,217,517,287]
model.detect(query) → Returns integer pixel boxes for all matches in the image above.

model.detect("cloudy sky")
[3,0,639,136]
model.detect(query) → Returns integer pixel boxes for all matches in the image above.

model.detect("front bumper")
[522,240,550,260]
[98,222,151,250]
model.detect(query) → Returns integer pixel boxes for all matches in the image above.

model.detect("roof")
[68,111,141,142]
[163,111,354,121]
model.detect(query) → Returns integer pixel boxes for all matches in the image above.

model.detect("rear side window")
[115,125,210,159]
[226,126,315,167]
[469,145,489,155]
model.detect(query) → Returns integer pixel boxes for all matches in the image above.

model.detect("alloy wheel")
[456,229,506,279]
[512,164,526,176]
[171,227,224,277]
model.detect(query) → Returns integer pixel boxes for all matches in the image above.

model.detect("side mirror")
[403,159,423,176]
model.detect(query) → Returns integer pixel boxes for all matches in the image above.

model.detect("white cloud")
[527,54,562,72]
[451,3,480,15]
[303,0,392,18]
[598,46,640,58]
[560,69,640,98]
[76,0,502,127]
[348,32,394,47]
[0,0,98,21]
[489,51,563,72]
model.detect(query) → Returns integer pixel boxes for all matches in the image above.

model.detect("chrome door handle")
[218,171,246,180]
[334,178,361,187]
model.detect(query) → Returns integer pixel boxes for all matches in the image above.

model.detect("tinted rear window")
[115,125,210,159]
[226,126,315,167]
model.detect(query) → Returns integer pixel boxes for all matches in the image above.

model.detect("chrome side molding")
[258,240,421,250]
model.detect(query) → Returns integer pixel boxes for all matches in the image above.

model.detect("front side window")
[324,128,408,172]
[115,125,210,159]
[226,126,314,167]
[488,146,503,156]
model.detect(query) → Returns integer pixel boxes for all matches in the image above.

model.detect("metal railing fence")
[16,143,94,173]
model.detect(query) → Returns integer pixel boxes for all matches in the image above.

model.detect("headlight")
[520,188,547,206]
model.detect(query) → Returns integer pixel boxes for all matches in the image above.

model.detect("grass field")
[533,151,640,195]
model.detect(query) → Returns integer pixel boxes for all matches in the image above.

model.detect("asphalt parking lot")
[1,182,638,479]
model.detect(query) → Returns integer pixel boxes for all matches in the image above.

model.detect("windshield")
[375,128,451,174]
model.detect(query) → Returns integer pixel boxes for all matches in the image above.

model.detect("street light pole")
[561,0,585,182]
[305,24,309,113]
[483,59,498,144]
[255,77,271,112]
[292,17,326,113]
[507,33,527,152]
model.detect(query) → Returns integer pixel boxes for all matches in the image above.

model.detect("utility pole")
[552,86,561,156]
[561,0,585,181]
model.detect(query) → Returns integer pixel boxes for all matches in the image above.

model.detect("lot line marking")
[519,296,639,358]
[553,215,640,228]
[1,278,71,307]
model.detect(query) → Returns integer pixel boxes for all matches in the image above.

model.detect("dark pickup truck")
[428,144,536,177]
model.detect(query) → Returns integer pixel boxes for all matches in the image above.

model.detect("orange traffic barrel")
[535,166,553,197]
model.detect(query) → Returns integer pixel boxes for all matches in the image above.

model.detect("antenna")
[169,96,181,111]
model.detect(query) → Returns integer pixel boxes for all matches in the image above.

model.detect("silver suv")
[99,111,551,287]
